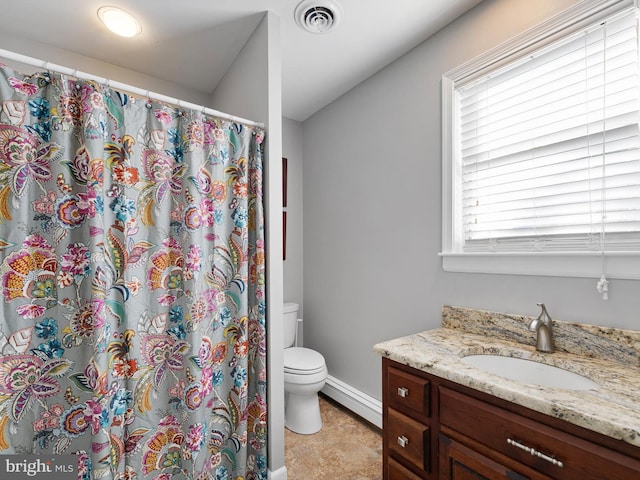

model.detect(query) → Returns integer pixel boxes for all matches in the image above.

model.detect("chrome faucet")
[529,303,554,353]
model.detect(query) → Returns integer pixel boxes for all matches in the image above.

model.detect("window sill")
[439,251,640,280]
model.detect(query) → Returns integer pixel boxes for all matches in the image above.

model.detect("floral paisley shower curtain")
[0,65,267,480]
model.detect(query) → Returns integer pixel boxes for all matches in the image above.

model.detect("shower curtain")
[0,65,267,480]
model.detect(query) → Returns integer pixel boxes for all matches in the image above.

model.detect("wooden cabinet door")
[439,434,552,480]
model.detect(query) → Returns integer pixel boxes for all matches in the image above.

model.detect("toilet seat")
[284,347,326,375]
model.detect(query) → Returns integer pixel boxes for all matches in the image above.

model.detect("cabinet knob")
[397,435,409,448]
[397,387,409,398]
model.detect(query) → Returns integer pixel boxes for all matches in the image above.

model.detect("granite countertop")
[373,306,640,447]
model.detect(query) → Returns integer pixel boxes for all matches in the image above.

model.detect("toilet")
[283,302,328,434]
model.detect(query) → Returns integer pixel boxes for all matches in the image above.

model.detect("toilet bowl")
[284,347,328,434]
[283,303,328,434]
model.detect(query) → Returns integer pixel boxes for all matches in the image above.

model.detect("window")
[441,0,640,279]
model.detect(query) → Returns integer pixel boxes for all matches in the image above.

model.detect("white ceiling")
[2,0,482,121]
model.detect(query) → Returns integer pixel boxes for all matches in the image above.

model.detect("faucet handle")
[529,302,552,331]
[536,303,551,322]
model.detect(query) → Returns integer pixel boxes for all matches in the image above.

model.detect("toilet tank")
[283,302,299,348]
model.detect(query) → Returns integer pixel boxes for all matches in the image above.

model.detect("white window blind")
[456,10,640,253]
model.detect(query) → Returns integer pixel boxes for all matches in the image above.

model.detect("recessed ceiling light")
[98,6,142,38]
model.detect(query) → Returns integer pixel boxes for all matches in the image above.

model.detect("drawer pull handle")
[397,387,409,398]
[397,435,409,448]
[507,438,564,468]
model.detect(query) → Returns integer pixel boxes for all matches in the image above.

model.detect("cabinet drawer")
[387,456,424,480]
[387,408,429,473]
[440,386,640,479]
[388,366,430,417]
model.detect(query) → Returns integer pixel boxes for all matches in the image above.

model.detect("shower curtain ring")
[72,69,82,90]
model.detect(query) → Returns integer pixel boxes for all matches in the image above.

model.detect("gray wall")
[0,33,210,106]
[283,118,305,326]
[301,0,640,402]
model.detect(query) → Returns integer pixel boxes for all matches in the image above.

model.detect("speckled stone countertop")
[373,306,640,447]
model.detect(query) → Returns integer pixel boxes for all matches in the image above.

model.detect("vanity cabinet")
[382,357,640,480]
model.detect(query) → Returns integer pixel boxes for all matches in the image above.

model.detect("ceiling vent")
[294,0,343,34]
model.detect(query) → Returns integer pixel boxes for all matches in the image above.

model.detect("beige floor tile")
[285,395,383,480]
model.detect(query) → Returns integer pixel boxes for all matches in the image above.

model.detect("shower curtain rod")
[0,48,265,129]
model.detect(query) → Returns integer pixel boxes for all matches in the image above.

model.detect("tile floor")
[284,395,383,479]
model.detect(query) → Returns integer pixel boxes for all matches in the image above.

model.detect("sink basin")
[461,354,600,391]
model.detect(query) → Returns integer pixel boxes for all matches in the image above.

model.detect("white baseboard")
[321,375,382,429]
[268,466,287,480]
